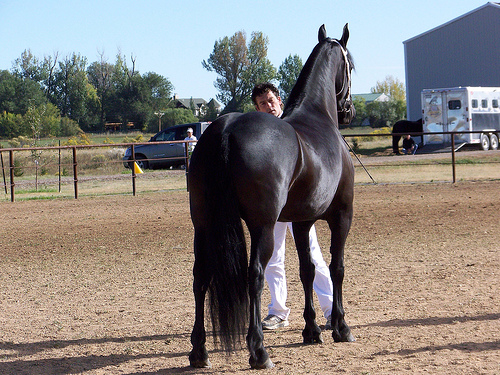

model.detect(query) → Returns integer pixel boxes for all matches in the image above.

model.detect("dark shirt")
[402,137,415,149]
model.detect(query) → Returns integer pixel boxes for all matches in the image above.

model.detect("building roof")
[352,93,390,103]
[174,97,221,109]
[403,2,500,44]
[174,98,207,109]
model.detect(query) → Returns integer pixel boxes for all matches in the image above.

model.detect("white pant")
[264,222,333,320]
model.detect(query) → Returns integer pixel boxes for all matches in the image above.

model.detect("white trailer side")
[421,87,500,150]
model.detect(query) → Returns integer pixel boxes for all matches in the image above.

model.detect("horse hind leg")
[327,210,356,343]
[189,230,212,368]
[292,222,323,345]
[246,224,275,369]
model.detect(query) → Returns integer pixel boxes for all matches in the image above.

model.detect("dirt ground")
[0,181,498,374]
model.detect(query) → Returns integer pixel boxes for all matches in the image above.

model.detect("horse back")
[190,111,301,224]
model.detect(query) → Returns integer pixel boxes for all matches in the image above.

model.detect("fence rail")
[1,132,499,202]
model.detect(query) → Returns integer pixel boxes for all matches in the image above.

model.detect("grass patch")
[16,186,59,194]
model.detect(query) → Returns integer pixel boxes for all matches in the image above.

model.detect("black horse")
[392,118,423,154]
[188,24,355,370]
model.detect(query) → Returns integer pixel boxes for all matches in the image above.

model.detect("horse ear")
[340,23,349,48]
[318,24,327,42]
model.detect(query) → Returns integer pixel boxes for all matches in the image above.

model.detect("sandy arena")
[0,181,498,374]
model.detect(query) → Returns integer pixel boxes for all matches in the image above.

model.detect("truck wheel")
[135,156,149,170]
[480,134,490,151]
[489,134,499,150]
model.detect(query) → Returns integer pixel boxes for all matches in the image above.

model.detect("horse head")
[318,24,355,126]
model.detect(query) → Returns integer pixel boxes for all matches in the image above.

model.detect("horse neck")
[283,45,341,124]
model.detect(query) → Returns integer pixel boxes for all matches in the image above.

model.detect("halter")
[332,39,353,117]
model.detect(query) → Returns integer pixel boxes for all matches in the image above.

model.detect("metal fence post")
[131,144,136,196]
[72,146,78,199]
[451,135,456,183]
[1,151,7,195]
[9,150,14,202]
[184,141,190,192]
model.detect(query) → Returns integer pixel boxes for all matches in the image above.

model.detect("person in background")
[402,134,418,155]
[184,128,197,155]
[251,82,334,330]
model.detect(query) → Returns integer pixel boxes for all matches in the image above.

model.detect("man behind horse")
[252,82,334,330]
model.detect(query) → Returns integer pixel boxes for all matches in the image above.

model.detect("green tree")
[200,100,219,122]
[87,53,115,130]
[142,71,173,111]
[278,54,303,103]
[371,75,406,101]
[0,70,47,114]
[49,53,99,130]
[0,111,26,138]
[12,49,46,82]
[152,108,198,131]
[368,75,407,126]
[350,96,367,127]
[203,30,276,113]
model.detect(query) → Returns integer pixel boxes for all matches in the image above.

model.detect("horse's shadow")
[353,312,500,329]
[1,313,497,374]
[0,333,194,375]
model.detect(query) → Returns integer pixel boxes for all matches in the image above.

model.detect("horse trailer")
[421,87,500,150]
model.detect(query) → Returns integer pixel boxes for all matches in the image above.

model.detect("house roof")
[174,97,222,109]
[403,2,500,44]
[174,98,207,109]
[352,93,389,103]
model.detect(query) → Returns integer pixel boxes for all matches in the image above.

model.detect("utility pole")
[154,111,165,132]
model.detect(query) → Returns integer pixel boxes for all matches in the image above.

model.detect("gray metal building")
[404,2,500,120]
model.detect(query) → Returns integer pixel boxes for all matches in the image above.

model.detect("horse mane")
[282,38,354,118]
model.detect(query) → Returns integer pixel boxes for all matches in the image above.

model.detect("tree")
[368,75,407,126]
[200,100,219,122]
[49,53,99,130]
[0,70,47,114]
[12,49,46,82]
[350,96,367,127]
[371,75,406,101]
[158,108,198,130]
[278,54,303,103]
[203,30,276,113]
[87,52,115,129]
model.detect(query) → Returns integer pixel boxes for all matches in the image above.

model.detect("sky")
[0,0,489,102]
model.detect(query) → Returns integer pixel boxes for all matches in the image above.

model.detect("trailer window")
[471,99,478,108]
[481,99,488,108]
[448,100,461,110]
[492,99,499,108]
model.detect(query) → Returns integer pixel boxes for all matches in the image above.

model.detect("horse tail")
[200,129,249,353]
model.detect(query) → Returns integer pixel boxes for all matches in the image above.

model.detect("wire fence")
[1,132,499,202]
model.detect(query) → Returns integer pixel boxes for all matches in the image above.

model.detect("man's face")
[254,91,283,117]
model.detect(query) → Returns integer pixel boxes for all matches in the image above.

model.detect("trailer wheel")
[480,134,490,151]
[489,134,499,150]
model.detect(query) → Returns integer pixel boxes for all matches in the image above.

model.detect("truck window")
[156,130,175,141]
[481,99,488,108]
[448,100,461,110]
[471,99,478,108]
[493,99,499,108]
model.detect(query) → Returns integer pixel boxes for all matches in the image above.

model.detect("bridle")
[332,39,353,119]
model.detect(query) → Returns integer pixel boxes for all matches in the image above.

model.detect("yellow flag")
[133,162,144,174]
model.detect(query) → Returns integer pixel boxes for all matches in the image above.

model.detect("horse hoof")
[344,332,356,342]
[333,329,355,342]
[189,358,212,368]
[303,332,324,344]
[250,358,274,370]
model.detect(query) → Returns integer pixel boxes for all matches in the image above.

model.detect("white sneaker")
[262,314,289,330]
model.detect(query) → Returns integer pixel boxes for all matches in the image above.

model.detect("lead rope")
[334,41,375,184]
[342,136,376,184]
